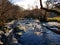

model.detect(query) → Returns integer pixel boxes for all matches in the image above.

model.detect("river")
[6,20,60,45]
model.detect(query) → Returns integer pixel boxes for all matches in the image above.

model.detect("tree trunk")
[40,0,43,8]
[40,0,47,21]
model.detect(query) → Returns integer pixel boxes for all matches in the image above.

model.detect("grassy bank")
[47,17,60,22]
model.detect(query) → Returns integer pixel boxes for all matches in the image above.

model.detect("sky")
[10,0,47,10]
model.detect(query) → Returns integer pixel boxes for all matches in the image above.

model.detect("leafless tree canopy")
[0,0,24,26]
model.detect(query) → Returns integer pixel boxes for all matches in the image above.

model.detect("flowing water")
[6,20,60,45]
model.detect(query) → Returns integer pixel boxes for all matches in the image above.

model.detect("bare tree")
[40,0,60,14]
[39,0,60,21]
